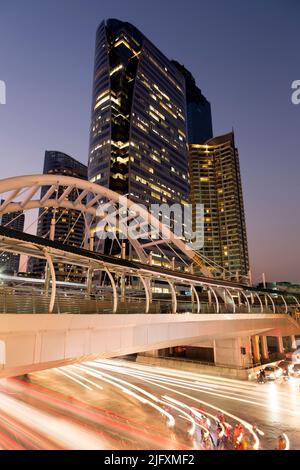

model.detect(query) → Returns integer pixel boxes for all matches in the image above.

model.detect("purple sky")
[0,0,299,283]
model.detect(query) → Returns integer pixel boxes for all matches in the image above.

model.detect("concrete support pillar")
[214,337,252,368]
[143,350,159,357]
[290,335,297,350]
[277,336,284,354]
[260,336,269,360]
[252,335,261,364]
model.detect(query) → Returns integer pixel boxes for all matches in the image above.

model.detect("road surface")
[0,359,299,449]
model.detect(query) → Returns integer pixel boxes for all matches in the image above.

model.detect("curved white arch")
[42,249,56,313]
[166,280,177,314]
[265,293,276,314]
[208,286,219,313]
[191,284,201,314]
[0,174,212,277]
[239,290,251,313]
[103,267,118,313]
[289,295,300,308]
[137,274,150,314]
[253,292,264,313]
[224,288,236,313]
[280,294,288,314]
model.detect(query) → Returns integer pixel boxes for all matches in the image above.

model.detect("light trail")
[6,375,184,449]
[0,358,297,450]
[57,367,104,391]
[91,360,300,416]
[71,364,176,427]
[55,368,94,391]
[0,391,108,449]
[283,433,290,450]
[88,360,261,449]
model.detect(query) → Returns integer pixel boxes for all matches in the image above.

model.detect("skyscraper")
[0,204,25,274]
[189,132,249,278]
[32,151,88,280]
[172,61,213,144]
[88,19,189,208]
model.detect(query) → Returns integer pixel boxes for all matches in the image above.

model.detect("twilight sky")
[0,0,299,283]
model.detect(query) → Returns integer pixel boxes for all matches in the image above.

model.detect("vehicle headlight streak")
[283,433,290,450]
[0,391,108,449]
[92,361,268,406]
[70,364,175,427]
[56,367,104,391]
[86,360,261,449]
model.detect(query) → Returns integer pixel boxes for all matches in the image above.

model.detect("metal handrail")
[0,284,298,315]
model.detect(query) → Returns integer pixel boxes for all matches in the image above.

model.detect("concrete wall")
[136,355,280,381]
[136,355,251,380]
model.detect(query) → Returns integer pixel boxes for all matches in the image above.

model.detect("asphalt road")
[0,359,299,450]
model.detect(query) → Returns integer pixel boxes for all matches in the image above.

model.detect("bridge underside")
[0,312,299,378]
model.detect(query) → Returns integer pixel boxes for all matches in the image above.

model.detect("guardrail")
[0,285,298,315]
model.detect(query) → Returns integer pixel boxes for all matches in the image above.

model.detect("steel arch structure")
[0,174,211,276]
[0,174,298,317]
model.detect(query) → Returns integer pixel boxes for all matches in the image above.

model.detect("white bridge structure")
[0,174,299,377]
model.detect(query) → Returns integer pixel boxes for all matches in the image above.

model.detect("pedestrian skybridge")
[0,225,299,316]
[0,174,299,377]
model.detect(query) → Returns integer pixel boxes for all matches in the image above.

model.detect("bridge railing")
[0,285,297,315]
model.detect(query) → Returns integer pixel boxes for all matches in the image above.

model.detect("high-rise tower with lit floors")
[32,151,88,280]
[88,19,190,264]
[189,132,249,279]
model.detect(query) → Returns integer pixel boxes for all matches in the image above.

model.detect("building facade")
[172,61,213,144]
[31,151,88,280]
[0,203,25,274]
[88,19,190,264]
[189,132,249,278]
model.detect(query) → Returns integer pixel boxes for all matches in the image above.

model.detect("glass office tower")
[32,151,88,280]
[88,19,190,265]
[88,19,189,207]
[172,61,213,145]
[0,204,25,274]
[189,132,249,278]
